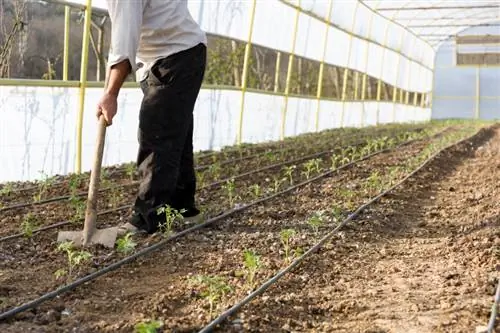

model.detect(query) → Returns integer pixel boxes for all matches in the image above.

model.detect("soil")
[0,122,497,333]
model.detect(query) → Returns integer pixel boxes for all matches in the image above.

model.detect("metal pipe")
[280,0,301,141]
[75,0,93,173]
[314,0,333,132]
[63,6,70,81]
[236,0,257,145]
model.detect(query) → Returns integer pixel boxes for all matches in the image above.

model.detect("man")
[97,0,207,234]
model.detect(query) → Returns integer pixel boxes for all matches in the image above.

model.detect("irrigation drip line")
[486,280,500,333]
[0,128,433,243]
[198,129,480,333]
[0,131,430,322]
[0,130,411,214]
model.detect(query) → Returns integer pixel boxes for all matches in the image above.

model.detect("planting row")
[0,126,439,240]
[0,123,472,328]
[0,123,427,208]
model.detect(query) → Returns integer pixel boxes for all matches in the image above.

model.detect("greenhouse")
[0,0,499,332]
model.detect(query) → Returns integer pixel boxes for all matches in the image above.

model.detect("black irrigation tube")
[0,130,431,322]
[198,129,480,332]
[0,130,407,213]
[0,129,426,243]
[486,280,500,333]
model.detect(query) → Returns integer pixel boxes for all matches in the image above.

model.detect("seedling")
[293,247,304,258]
[156,204,185,236]
[125,163,136,181]
[312,158,323,174]
[366,171,383,192]
[307,211,326,233]
[196,170,207,188]
[54,241,92,281]
[0,183,14,196]
[282,165,296,185]
[209,162,221,179]
[21,213,37,238]
[301,160,316,180]
[190,275,232,318]
[116,232,137,254]
[264,151,277,163]
[243,249,261,288]
[68,173,84,195]
[68,195,86,224]
[272,175,285,193]
[280,228,297,264]
[248,184,261,199]
[108,186,121,208]
[331,206,344,222]
[33,171,55,202]
[134,320,163,333]
[330,155,341,170]
[222,178,239,207]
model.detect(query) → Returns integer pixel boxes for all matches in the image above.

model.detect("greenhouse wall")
[433,25,500,120]
[0,0,433,182]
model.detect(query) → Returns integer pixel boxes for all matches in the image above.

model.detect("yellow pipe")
[360,3,379,127]
[281,0,301,141]
[314,0,333,132]
[236,0,257,146]
[340,1,360,128]
[354,71,359,100]
[391,31,406,123]
[75,0,93,173]
[63,6,70,81]
[274,51,281,93]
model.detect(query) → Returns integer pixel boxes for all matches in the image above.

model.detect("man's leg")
[170,114,197,214]
[131,44,206,234]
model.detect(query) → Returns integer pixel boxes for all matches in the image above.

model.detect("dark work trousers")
[132,43,206,233]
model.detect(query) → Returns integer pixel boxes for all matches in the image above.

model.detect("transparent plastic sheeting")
[187,0,433,93]
[432,26,500,121]
[0,87,430,182]
[362,1,500,48]
[65,0,435,92]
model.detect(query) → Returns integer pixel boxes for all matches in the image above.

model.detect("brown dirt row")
[0,125,463,332]
[216,125,500,333]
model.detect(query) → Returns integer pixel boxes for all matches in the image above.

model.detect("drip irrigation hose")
[0,132,429,322]
[198,129,481,333]
[0,129,425,242]
[487,280,500,333]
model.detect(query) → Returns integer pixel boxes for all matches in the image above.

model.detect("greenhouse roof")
[362,1,500,47]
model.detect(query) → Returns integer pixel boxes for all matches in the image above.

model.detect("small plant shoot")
[134,320,163,333]
[21,213,37,238]
[157,205,185,236]
[243,249,261,289]
[116,233,137,254]
[190,275,232,318]
[55,241,92,281]
[280,228,297,264]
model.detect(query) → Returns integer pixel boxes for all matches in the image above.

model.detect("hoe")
[57,116,118,248]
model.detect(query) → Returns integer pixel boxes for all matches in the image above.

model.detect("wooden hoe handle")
[83,116,107,245]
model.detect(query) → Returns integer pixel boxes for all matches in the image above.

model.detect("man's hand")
[97,92,118,126]
[97,59,132,126]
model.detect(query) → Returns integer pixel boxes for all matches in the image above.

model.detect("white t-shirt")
[106,0,207,82]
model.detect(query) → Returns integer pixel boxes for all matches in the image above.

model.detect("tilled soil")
[216,126,500,333]
[0,125,469,333]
